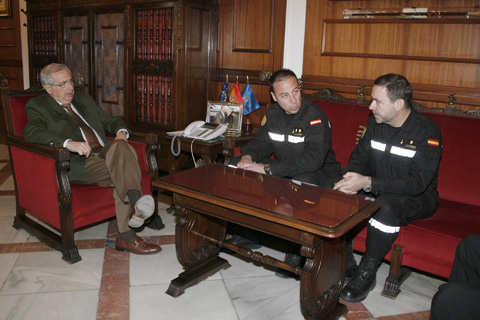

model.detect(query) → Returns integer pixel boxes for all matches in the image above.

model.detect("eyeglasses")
[48,78,75,88]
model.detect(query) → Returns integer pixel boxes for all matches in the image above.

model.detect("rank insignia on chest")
[291,128,304,136]
[261,116,267,126]
[402,139,417,149]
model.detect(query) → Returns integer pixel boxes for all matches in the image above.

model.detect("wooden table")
[161,132,253,174]
[154,164,380,320]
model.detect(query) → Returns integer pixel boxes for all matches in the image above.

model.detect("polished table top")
[155,164,379,238]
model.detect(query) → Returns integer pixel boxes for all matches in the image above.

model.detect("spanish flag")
[229,82,244,104]
[428,139,440,146]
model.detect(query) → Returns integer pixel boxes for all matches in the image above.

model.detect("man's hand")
[237,155,266,174]
[333,172,369,194]
[115,131,128,141]
[66,140,92,158]
[237,155,253,168]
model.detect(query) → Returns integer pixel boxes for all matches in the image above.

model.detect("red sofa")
[231,89,480,298]
[309,90,480,298]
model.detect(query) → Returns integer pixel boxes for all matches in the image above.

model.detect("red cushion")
[353,200,480,278]
[421,112,480,207]
[399,199,480,278]
[316,100,371,167]
[9,94,41,137]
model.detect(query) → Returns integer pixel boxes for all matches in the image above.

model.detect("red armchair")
[1,86,163,263]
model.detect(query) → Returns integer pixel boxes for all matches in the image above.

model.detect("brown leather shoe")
[115,236,162,255]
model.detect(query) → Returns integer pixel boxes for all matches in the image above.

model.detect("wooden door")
[216,0,286,129]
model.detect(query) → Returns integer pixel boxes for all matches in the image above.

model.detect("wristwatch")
[264,164,272,176]
[363,176,372,193]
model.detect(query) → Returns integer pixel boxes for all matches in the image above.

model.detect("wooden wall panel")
[63,14,90,92]
[94,11,125,116]
[232,0,272,52]
[303,0,480,111]
[0,0,23,91]
[216,0,286,130]
[217,0,283,70]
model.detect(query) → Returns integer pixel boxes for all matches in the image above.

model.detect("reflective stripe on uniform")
[371,140,386,151]
[371,140,416,158]
[288,135,305,143]
[268,132,285,142]
[391,146,416,158]
[369,218,400,233]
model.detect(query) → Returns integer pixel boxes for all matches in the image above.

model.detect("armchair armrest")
[7,135,74,228]
[7,135,70,161]
[129,131,159,181]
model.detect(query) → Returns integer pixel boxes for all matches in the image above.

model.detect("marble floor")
[0,143,445,320]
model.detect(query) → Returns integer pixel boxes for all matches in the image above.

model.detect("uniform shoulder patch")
[261,115,267,126]
[310,119,322,125]
[427,139,440,147]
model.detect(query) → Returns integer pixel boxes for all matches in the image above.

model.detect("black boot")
[345,240,357,284]
[340,254,382,302]
[275,243,304,279]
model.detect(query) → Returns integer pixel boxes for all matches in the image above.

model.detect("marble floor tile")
[0,290,99,320]
[0,176,13,191]
[0,253,19,289]
[0,145,8,160]
[74,221,109,240]
[0,195,15,217]
[130,280,239,320]
[0,216,31,244]
[224,275,302,320]
[0,249,104,295]
[363,263,443,318]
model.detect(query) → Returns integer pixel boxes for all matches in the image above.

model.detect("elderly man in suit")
[23,63,161,255]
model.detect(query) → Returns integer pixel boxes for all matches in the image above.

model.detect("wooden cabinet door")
[216,0,286,127]
[64,9,126,117]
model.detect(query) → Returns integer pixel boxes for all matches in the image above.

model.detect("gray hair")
[40,63,72,87]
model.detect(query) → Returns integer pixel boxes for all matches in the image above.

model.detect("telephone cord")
[190,139,206,168]
[170,134,181,156]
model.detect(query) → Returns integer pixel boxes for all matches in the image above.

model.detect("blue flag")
[241,82,260,115]
[219,81,229,102]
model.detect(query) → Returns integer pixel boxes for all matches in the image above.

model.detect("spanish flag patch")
[428,139,439,146]
[310,119,322,125]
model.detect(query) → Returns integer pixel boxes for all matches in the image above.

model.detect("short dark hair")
[374,73,413,109]
[269,68,298,93]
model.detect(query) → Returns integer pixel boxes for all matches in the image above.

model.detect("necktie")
[63,103,103,153]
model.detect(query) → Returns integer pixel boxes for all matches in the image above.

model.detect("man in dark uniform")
[230,68,341,277]
[333,73,442,302]
[430,234,480,320]
[236,68,340,186]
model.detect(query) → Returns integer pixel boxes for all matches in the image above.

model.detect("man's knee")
[371,194,403,226]
[431,283,480,320]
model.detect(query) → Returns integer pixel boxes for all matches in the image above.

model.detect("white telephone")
[182,120,227,141]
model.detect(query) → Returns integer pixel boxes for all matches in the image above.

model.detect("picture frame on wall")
[207,101,243,136]
[0,0,11,17]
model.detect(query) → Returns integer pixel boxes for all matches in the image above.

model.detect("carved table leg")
[299,236,347,320]
[166,207,230,297]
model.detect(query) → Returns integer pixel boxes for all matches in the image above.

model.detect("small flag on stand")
[241,80,260,115]
[219,76,229,102]
[229,81,244,104]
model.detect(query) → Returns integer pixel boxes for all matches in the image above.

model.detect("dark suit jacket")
[23,93,129,184]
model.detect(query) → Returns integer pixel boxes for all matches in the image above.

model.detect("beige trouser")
[84,139,142,233]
